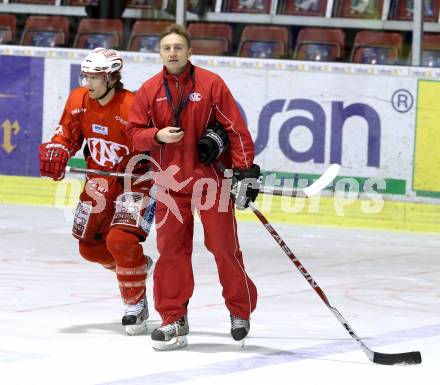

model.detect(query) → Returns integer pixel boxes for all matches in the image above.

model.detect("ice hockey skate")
[122,294,149,335]
[230,314,250,347]
[122,255,154,335]
[145,255,154,279]
[151,315,189,351]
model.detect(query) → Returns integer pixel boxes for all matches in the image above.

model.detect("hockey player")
[126,24,260,350]
[39,48,156,335]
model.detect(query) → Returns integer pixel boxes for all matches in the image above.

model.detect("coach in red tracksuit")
[127,24,259,350]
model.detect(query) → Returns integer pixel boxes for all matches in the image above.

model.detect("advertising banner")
[2,46,440,202]
[0,55,44,176]
[413,80,440,198]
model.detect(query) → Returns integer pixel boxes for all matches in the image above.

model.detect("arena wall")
[1,46,439,232]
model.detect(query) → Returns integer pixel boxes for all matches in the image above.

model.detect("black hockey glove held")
[230,164,261,210]
[198,121,229,165]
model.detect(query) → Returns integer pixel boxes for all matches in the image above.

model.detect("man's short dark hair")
[160,23,191,48]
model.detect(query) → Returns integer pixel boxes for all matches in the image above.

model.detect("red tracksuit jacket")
[126,62,255,191]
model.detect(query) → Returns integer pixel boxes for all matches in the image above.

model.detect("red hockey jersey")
[52,87,135,172]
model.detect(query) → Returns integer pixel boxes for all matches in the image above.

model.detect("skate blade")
[146,257,154,279]
[235,336,248,348]
[125,320,148,336]
[152,335,188,351]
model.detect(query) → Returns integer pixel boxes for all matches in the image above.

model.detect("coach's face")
[160,33,192,75]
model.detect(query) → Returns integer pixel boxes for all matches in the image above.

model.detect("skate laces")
[159,318,185,336]
[230,314,249,330]
[124,298,145,317]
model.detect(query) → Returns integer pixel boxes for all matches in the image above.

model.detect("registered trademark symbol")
[391,89,413,113]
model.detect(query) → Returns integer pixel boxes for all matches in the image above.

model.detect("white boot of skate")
[122,295,149,335]
[230,314,250,347]
[151,316,189,351]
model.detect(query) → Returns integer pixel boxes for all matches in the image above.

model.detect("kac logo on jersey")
[92,124,108,135]
[189,92,202,102]
[87,138,129,167]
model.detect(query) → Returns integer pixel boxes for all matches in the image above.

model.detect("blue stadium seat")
[350,30,403,65]
[281,0,327,16]
[238,25,290,58]
[0,14,16,44]
[421,50,440,67]
[294,27,345,61]
[339,0,383,19]
[241,41,280,58]
[393,0,440,21]
[188,23,233,56]
[226,0,271,13]
[21,16,69,47]
[127,20,171,52]
[420,33,440,67]
[137,36,160,52]
[74,18,123,49]
[83,34,115,49]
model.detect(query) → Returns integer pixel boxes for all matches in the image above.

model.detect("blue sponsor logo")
[92,124,108,135]
[242,98,382,168]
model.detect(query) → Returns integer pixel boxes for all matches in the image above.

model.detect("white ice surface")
[0,204,439,385]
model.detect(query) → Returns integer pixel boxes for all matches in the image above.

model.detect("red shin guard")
[106,228,147,304]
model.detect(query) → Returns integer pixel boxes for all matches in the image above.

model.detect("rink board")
[1,46,440,232]
[1,174,439,233]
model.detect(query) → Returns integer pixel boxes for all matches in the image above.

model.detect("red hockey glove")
[39,142,71,181]
[230,164,261,210]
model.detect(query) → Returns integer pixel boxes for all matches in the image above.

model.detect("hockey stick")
[65,166,310,197]
[65,166,150,180]
[249,202,422,365]
[66,163,341,198]
[66,166,400,204]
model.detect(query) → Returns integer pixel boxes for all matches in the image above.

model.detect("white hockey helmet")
[80,48,123,74]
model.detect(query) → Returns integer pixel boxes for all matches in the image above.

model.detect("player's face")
[159,33,192,75]
[81,73,108,99]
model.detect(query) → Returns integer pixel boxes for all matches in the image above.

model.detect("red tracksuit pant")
[153,188,257,325]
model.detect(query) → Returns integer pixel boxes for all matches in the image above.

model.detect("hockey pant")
[154,188,257,325]
[73,173,156,305]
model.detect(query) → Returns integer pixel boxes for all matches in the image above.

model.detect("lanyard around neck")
[163,65,195,127]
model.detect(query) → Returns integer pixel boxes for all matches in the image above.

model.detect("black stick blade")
[373,351,422,365]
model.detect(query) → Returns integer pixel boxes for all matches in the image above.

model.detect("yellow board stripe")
[414,80,440,193]
[236,195,440,233]
[0,175,81,207]
[1,175,440,233]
